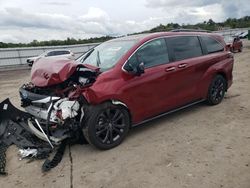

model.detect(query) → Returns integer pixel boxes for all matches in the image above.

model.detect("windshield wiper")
[81,49,94,63]
[96,50,101,67]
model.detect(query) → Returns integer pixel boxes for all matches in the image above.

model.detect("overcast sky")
[0,0,249,43]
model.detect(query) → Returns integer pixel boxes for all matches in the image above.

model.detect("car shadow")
[128,102,208,138]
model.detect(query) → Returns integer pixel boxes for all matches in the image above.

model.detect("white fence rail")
[0,43,99,67]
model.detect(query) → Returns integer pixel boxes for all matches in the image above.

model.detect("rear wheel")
[239,46,243,52]
[207,75,227,105]
[83,102,130,150]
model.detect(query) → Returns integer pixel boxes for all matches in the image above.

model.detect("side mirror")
[124,62,145,76]
[136,62,145,76]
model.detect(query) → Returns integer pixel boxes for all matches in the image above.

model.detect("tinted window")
[126,38,169,69]
[61,51,70,55]
[167,36,202,61]
[46,51,55,56]
[47,50,69,56]
[54,51,70,56]
[202,36,224,54]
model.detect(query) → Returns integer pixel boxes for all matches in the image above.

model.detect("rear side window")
[127,38,169,69]
[201,36,224,54]
[167,36,203,61]
[47,50,70,56]
[54,51,70,56]
[46,51,55,56]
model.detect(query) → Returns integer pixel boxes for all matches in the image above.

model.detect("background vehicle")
[233,32,244,37]
[27,49,75,66]
[19,32,234,150]
[224,36,243,52]
[239,31,249,39]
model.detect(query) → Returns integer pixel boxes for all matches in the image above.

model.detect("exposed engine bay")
[19,62,99,146]
[0,60,100,174]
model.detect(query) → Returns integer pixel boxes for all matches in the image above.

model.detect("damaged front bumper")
[19,85,83,145]
[0,97,87,175]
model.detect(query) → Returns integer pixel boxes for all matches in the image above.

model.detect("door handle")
[165,67,176,72]
[178,64,187,68]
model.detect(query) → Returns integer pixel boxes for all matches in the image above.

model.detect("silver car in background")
[27,49,75,66]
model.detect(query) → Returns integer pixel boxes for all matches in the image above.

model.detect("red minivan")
[20,32,234,149]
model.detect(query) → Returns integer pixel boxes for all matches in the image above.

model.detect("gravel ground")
[0,40,250,188]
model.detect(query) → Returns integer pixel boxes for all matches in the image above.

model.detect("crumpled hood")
[31,58,99,87]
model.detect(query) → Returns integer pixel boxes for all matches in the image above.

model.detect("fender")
[81,88,137,122]
[198,57,233,99]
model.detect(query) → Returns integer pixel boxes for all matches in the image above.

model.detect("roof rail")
[171,29,211,33]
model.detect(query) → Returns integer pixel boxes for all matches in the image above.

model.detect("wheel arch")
[216,72,228,90]
[84,98,133,127]
[199,64,229,98]
[108,99,133,127]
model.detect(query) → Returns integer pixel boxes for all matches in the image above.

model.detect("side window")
[53,51,61,56]
[167,36,203,61]
[48,51,69,56]
[54,51,68,56]
[46,51,55,56]
[126,38,169,69]
[201,36,224,54]
[59,51,70,55]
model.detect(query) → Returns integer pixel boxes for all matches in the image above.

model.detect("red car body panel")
[226,37,243,52]
[31,59,99,87]
[80,33,233,124]
[30,32,234,124]
[31,59,80,87]
[231,40,243,51]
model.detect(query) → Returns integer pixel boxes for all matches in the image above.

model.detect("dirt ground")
[0,40,250,188]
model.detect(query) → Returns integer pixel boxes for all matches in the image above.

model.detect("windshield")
[77,40,136,71]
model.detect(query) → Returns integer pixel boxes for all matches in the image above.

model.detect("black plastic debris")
[0,142,8,175]
[0,98,87,175]
[0,99,52,175]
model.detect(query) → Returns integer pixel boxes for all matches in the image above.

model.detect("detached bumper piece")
[0,99,85,175]
[0,143,8,175]
[0,99,51,175]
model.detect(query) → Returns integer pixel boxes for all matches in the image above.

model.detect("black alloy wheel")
[95,108,126,145]
[83,102,130,150]
[207,75,227,105]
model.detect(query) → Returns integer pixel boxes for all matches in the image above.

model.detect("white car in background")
[27,49,75,66]
[233,32,244,37]
[239,32,249,39]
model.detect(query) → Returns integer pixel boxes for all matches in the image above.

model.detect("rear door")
[163,36,205,107]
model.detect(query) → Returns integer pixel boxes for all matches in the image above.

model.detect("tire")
[207,75,227,105]
[83,102,130,150]
[239,46,243,52]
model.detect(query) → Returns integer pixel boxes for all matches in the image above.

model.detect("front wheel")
[83,102,130,150]
[207,75,227,105]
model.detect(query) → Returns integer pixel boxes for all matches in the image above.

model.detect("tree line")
[0,36,114,48]
[1,16,250,48]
